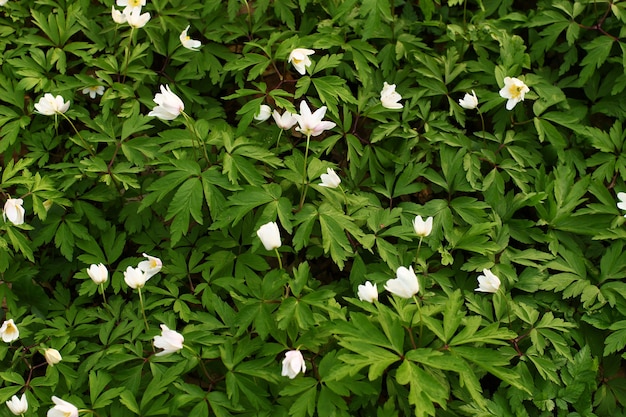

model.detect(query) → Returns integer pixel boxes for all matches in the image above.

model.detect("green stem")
[477,107,486,143]
[339,184,348,209]
[298,134,311,209]
[415,236,423,265]
[413,295,423,347]
[274,248,283,270]
[182,112,210,165]
[138,287,149,331]
[59,112,95,157]
[275,129,283,151]
[100,283,107,305]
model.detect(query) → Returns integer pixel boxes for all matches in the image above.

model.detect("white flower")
[0,319,19,343]
[111,6,127,24]
[475,268,501,293]
[116,0,145,13]
[124,7,150,28]
[294,101,336,137]
[86,263,108,285]
[3,198,25,225]
[380,82,403,109]
[179,25,201,50]
[123,266,148,289]
[256,221,281,251]
[34,94,70,116]
[413,215,433,237]
[459,90,478,109]
[272,109,298,130]
[385,266,419,298]
[254,104,272,122]
[153,324,184,356]
[47,396,78,417]
[44,348,62,366]
[499,77,530,110]
[138,253,162,279]
[617,192,626,217]
[288,48,315,75]
[357,281,378,303]
[148,85,184,121]
[319,168,341,188]
[0,0,8,6]
[82,85,104,99]
[6,394,28,416]
[281,350,306,379]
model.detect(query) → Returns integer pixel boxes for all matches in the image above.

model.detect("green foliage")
[1,0,626,416]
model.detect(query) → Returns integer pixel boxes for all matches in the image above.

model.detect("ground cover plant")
[1,0,626,415]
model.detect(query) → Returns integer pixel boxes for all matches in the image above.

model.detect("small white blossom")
[3,198,25,225]
[288,48,314,75]
[82,85,104,99]
[272,110,298,130]
[357,281,378,303]
[179,25,201,50]
[256,222,281,251]
[138,253,162,279]
[153,324,184,356]
[6,394,28,416]
[0,319,19,343]
[87,263,108,285]
[254,104,272,122]
[413,215,433,237]
[459,90,478,109]
[34,94,70,116]
[475,268,501,293]
[380,82,403,109]
[281,350,306,379]
[319,168,341,188]
[499,77,530,110]
[44,348,62,366]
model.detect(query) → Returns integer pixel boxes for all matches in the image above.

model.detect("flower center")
[508,85,522,99]
[129,0,142,7]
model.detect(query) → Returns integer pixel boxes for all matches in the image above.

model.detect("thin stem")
[274,248,283,270]
[121,28,135,83]
[339,184,348,208]
[477,107,486,143]
[275,129,284,151]
[298,134,311,209]
[415,236,423,264]
[412,295,423,347]
[59,113,95,157]
[182,112,211,165]
[99,283,107,305]
[137,287,149,331]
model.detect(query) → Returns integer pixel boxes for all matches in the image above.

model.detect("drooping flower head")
[288,48,315,75]
[475,268,501,293]
[47,396,78,417]
[6,394,28,416]
[87,263,108,285]
[111,6,127,24]
[617,192,626,217]
[499,77,530,110]
[148,85,184,121]
[138,253,162,279]
[294,101,336,137]
[0,319,19,343]
[281,350,306,379]
[3,198,25,225]
[179,25,201,50]
[357,281,378,303]
[459,90,478,110]
[385,266,419,298]
[319,168,341,188]
[44,348,62,366]
[34,94,70,116]
[124,7,150,28]
[380,82,403,109]
[123,266,148,289]
[82,85,104,99]
[256,221,281,251]
[413,215,433,237]
[254,104,272,122]
[272,109,298,130]
[153,324,184,356]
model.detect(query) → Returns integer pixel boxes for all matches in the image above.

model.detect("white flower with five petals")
[294,101,336,137]
[288,48,315,75]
